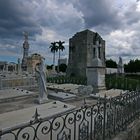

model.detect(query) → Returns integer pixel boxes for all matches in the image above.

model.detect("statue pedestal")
[86,66,106,93]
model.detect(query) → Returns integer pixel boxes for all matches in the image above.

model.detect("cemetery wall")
[106,68,117,74]
[0,77,37,89]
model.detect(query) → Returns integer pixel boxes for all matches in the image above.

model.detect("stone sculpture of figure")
[119,57,122,65]
[117,57,124,74]
[35,57,48,104]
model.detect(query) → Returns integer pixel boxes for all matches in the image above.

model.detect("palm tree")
[57,40,65,72]
[49,42,58,70]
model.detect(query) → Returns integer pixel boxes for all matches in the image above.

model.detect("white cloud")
[0,0,140,64]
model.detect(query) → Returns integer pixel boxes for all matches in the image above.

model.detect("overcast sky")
[0,0,140,64]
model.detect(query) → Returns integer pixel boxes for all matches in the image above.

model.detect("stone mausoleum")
[67,29,105,77]
[67,29,106,92]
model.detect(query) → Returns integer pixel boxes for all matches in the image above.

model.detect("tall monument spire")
[21,31,29,71]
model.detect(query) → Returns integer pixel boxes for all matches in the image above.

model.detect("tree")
[124,59,140,73]
[56,40,65,72]
[106,59,117,68]
[47,65,53,70]
[59,64,67,72]
[49,42,58,68]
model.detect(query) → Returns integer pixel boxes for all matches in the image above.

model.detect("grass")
[105,74,140,90]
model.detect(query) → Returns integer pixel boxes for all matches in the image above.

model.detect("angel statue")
[35,57,48,104]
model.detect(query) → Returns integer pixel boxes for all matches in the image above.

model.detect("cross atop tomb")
[93,40,102,59]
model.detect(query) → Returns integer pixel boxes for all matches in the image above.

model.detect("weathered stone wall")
[0,77,37,89]
[106,68,118,74]
[67,30,87,77]
[113,119,140,140]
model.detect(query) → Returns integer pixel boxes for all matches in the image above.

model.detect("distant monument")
[35,57,48,104]
[27,53,42,74]
[20,32,43,74]
[67,29,105,77]
[21,32,29,71]
[117,57,124,74]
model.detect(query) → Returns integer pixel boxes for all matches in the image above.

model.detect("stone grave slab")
[0,101,76,129]
[0,88,36,103]
[47,83,81,94]
[90,89,127,99]
[48,92,76,101]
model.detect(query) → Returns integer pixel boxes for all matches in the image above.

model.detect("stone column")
[17,58,21,74]
[14,64,16,72]
[5,63,8,72]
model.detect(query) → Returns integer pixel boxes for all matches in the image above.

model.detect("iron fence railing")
[0,90,140,140]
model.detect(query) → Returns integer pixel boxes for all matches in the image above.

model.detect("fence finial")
[32,108,40,122]
[84,98,86,106]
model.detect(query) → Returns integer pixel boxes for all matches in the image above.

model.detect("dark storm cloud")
[0,0,41,38]
[123,4,140,26]
[0,0,139,63]
[35,0,84,38]
[74,0,121,30]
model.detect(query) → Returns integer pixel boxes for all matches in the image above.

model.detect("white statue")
[117,57,124,74]
[35,57,48,104]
